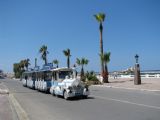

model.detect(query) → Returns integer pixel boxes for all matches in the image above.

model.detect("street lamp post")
[134,54,141,85]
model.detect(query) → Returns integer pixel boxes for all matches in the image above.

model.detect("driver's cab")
[52,67,76,82]
[51,67,76,86]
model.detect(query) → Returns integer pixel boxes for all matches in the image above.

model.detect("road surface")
[2,78,160,120]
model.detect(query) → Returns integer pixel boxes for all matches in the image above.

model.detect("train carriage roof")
[51,67,75,72]
[23,67,75,74]
[23,67,55,74]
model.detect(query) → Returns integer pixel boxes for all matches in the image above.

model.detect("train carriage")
[35,69,53,92]
[22,70,36,89]
[22,64,54,92]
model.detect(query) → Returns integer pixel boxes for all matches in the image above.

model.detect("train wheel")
[63,91,68,100]
[52,90,55,96]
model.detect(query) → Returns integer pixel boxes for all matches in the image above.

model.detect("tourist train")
[22,64,89,100]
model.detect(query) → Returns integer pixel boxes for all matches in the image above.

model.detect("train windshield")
[59,71,73,79]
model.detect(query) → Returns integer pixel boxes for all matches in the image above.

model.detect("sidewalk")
[95,78,160,92]
[0,81,29,120]
[0,82,14,120]
[0,95,13,120]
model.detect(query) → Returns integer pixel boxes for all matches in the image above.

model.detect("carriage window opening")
[32,72,36,80]
[38,72,43,80]
[25,76,28,80]
[29,73,32,80]
[52,72,57,80]
[44,71,52,81]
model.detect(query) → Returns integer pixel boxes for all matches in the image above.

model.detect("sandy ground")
[102,78,160,91]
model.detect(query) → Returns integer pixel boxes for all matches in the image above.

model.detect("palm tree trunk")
[35,58,37,67]
[104,64,109,83]
[81,66,85,81]
[99,23,104,82]
[67,57,70,68]
[45,58,47,65]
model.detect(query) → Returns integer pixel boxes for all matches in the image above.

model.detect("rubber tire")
[52,90,55,96]
[63,91,69,100]
[83,95,88,99]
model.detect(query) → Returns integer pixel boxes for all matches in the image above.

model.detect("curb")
[12,78,20,81]
[0,82,9,94]
[0,89,9,94]
[93,85,160,92]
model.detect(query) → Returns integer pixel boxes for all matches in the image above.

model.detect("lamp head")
[135,54,139,63]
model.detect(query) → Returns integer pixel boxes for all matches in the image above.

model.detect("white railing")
[108,74,160,79]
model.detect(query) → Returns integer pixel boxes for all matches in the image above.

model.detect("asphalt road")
[2,78,160,120]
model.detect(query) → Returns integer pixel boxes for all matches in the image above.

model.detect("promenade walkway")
[97,78,160,91]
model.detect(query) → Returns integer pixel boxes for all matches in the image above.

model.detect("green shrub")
[85,71,101,85]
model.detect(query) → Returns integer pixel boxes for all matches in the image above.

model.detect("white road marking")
[145,92,160,96]
[92,95,160,110]
[9,94,30,120]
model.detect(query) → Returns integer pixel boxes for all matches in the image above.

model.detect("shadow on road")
[66,96,95,101]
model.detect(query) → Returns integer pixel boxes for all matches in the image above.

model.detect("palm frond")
[94,13,106,22]
[63,48,71,56]
[76,58,81,65]
[53,59,59,64]
[80,58,89,65]
[103,52,111,63]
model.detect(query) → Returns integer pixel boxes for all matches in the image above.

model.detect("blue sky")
[0,0,160,72]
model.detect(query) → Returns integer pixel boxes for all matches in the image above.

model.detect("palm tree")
[53,59,59,68]
[76,58,89,81]
[24,59,30,70]
[101,52,111,83]
[13,63,21,78]
[39,45,49,65]
[20,60,25,71]
[19,60,26,79]
[63,48,71,68]
[94,13,106,82]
